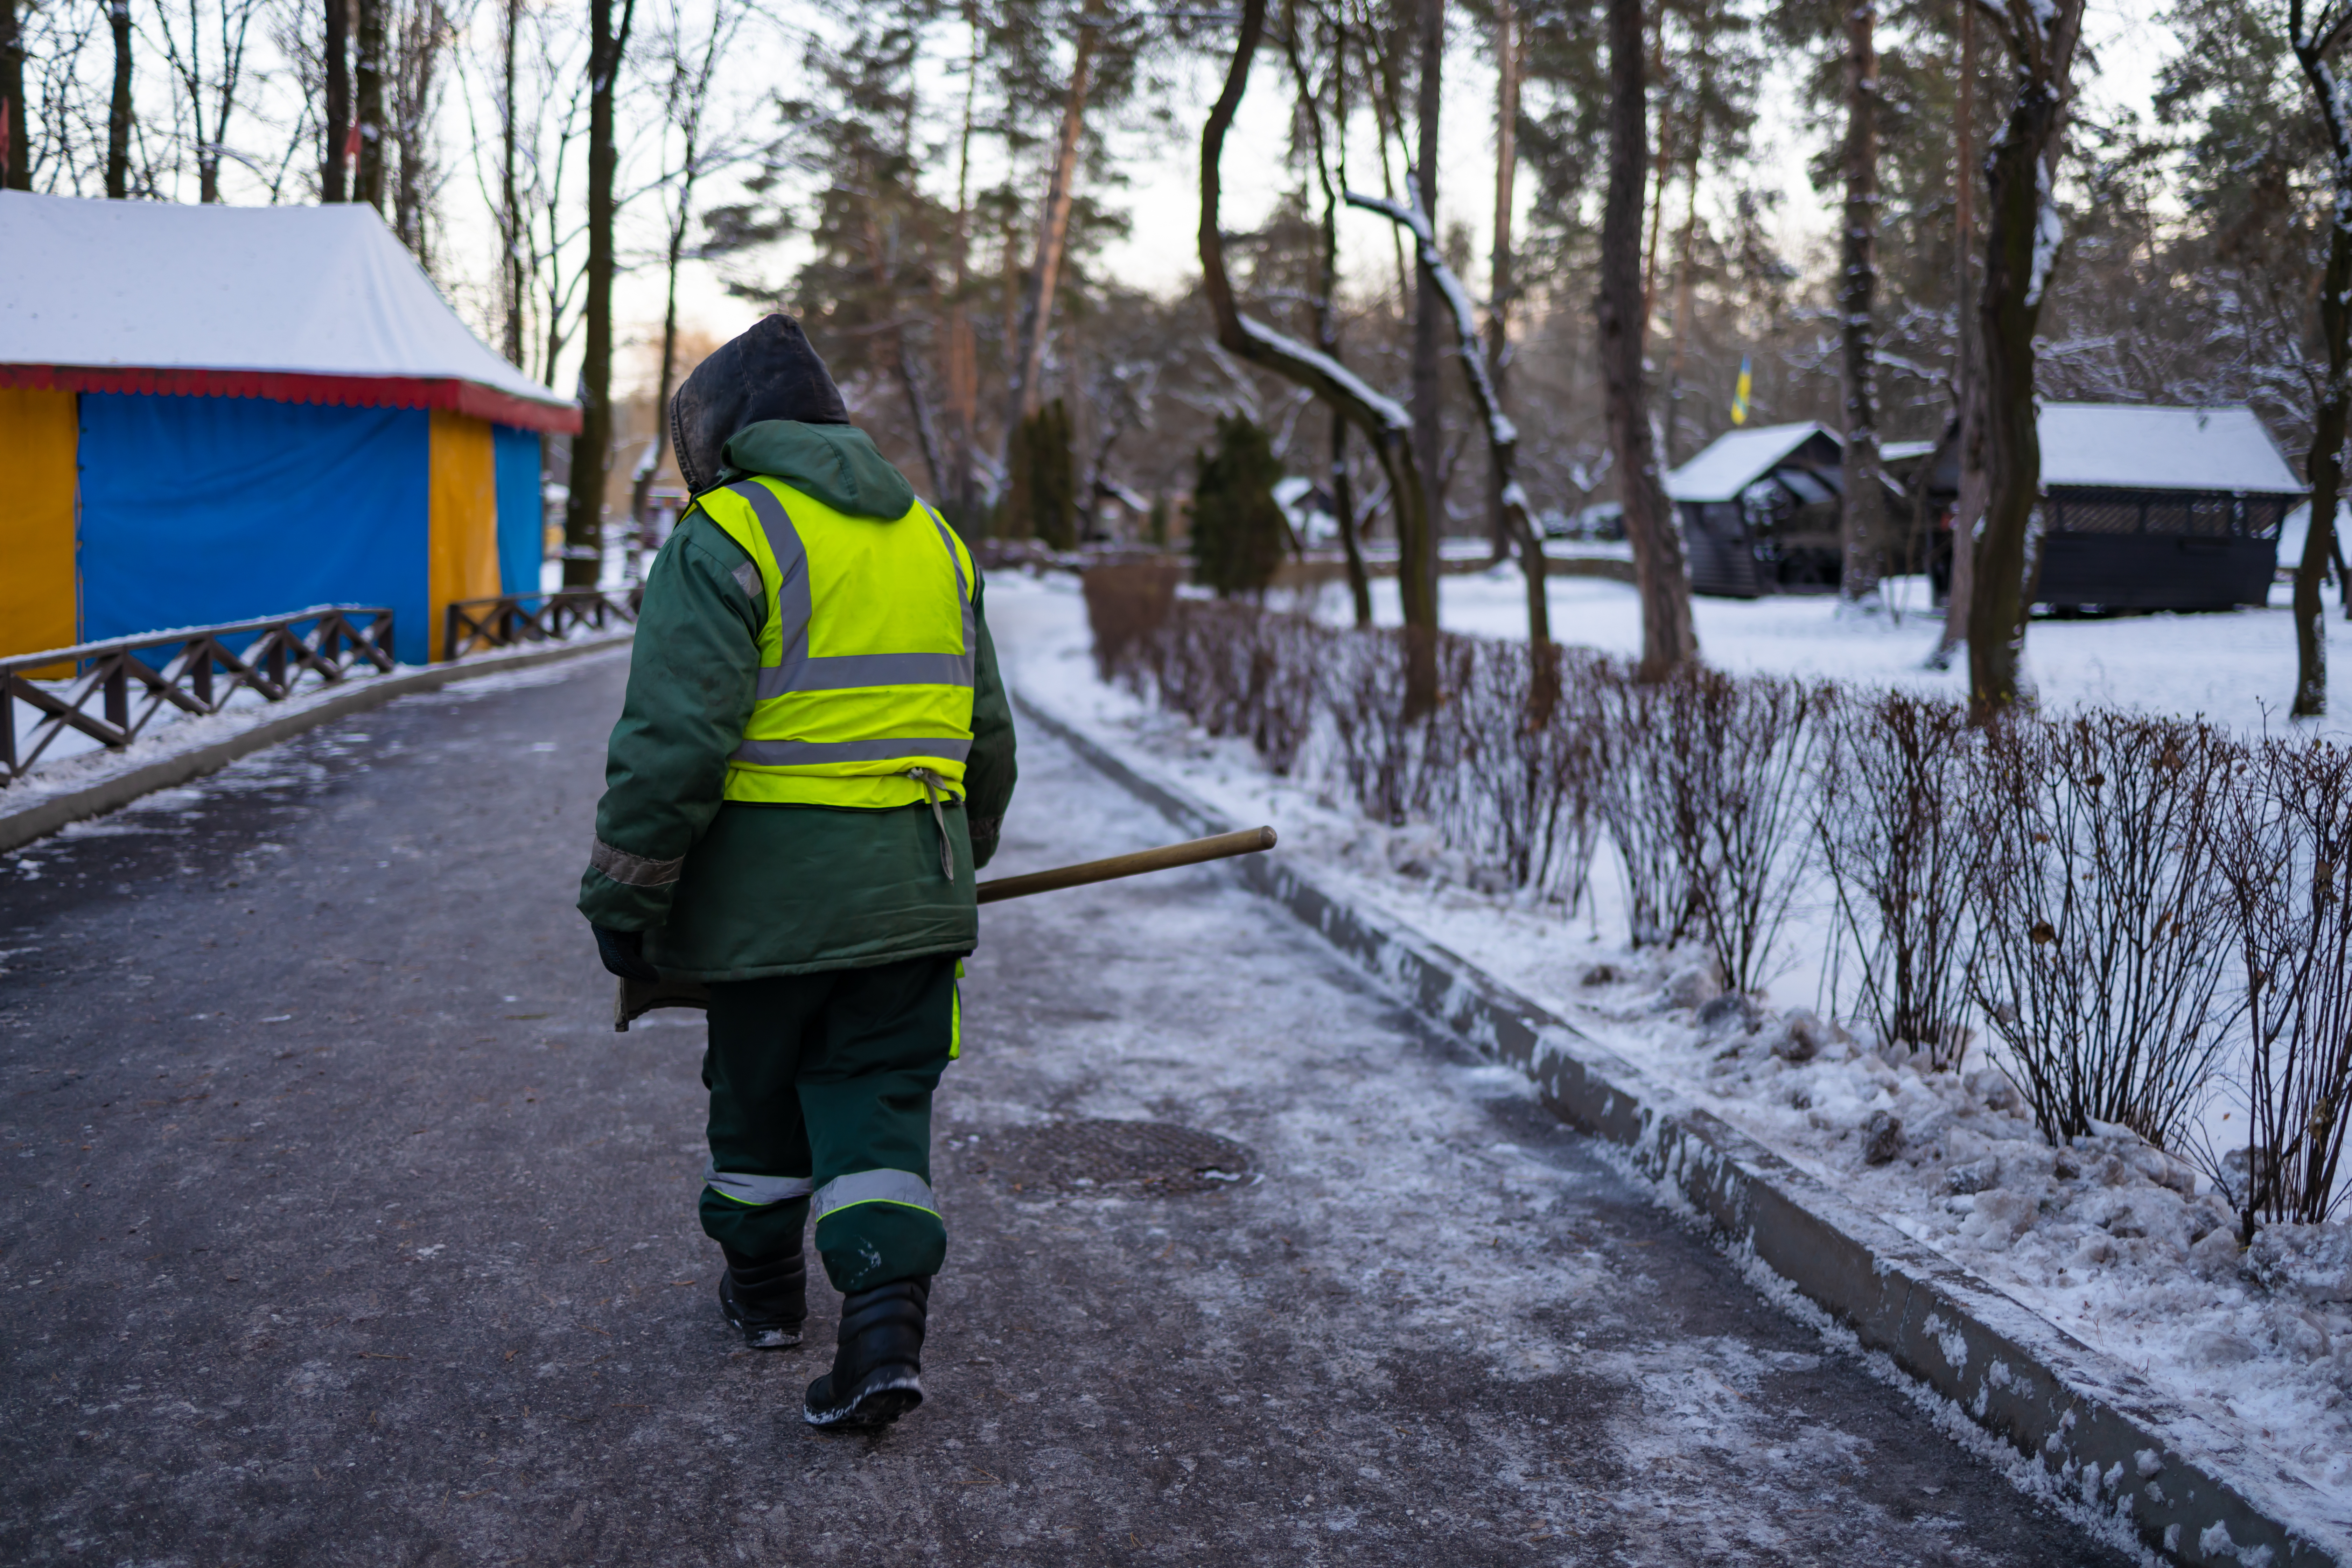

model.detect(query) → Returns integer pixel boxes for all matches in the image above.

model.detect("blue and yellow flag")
[1730,355,1752,426]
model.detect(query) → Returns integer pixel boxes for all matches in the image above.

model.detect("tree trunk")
[562,0,634,591]
[1660,138,1700,465]
[1332,412,1373,626]
[1486,0,1521,566]
[1286,9,1372,624]
[108,0,134,198]
[1409,0,1444,628]
[0,0,27,190]
[1931,0,1977,665]
[1597,0,1697,681]
[1838,0,1886,606]
[945,12,981,530]
[2292,7,2352,717]
[499,0,522,363]
[631,177,692,538]
[1200,0,1437,713]
[355,0,385,210]
[1966,44,2070,722]
[1005,0,1103,435]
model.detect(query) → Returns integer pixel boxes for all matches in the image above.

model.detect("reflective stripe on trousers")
[810,1168,940,1226]
[722,482,978,701]
[702,1160,816,1207]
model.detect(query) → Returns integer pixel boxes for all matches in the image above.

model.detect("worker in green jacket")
[577,314,1016,1429]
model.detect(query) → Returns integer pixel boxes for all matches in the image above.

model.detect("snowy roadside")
[0,632,632,849]
[984,568,2352,1547]
[1275,559,2352,746]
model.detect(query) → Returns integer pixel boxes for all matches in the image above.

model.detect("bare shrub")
[1431,639,1603,900]
[1588,667,1704,948]
[1965,714,2242,1149]
[1682,671,1832,995]
[2211,737,2352,1232]
[1133,599,1323,775]
[1080,562,1185,685]
[1327,629,1417,825]
[1815,691,1981,1066]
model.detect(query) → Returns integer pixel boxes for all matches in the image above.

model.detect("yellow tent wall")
[0,387,81,662]
[427,409,502,662]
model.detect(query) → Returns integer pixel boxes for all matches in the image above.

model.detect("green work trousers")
[698,953,957,1294]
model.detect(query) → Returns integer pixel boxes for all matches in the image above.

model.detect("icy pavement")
[985,571,2352,1532]
[0,649,2132,1564]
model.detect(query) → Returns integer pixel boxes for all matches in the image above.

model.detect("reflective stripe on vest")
[810,1168,940,1227]
[701,477,978,809]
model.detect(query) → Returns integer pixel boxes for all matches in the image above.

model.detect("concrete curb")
[0,632,633,855]
[1015,689,2348,1568]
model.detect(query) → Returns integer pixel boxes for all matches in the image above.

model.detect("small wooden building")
[1912,404,2304,611]
[1663,422,1851,597]
[2020,404,2302,611]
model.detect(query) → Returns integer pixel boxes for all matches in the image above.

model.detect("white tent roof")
[1665,422,1838,503]
[0,191,572,425]
[2038,403,2302,493]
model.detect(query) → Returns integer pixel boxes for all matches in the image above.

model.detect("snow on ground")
[1268,563,2352,744]
[984,567,2352,1524]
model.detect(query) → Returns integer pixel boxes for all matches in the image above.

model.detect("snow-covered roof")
[0,191,576,432]
[1665,422,1840,503]
[2039,404,2301,495]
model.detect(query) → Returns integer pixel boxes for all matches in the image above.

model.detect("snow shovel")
[610,825,1277,1031]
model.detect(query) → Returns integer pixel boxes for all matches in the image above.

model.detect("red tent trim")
[0,363,582,434]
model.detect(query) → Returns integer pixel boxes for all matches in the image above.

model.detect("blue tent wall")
[492,423,544,600]
[78,393,432,663]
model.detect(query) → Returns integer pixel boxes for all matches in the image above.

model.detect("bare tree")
[1965,0,2084,723]
[2289,0,2352,716]
[630,0,746,532]
[1200,0,1440,715]
[322,0,347,198]
[497,0,519,357]
[560,0,636,588]
[1004,0,1106,439]
[388,0,454,260]
[1281,0,1373,625]
[107,0,134,196]
[354,0,382,205]
[1596,0,1697,681]
[1930,0,1984,670]
[1349,181,1555,705]
[1486,0,1522,563]
[1,0,27,188]
[1837,0,1886,606]
[1407,0,1441,620]
[152,0,263,201]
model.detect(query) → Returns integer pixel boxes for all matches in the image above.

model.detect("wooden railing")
[1,606,396,786]
[444,588,642,660]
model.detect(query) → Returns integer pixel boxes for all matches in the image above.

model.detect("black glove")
[592,923,662,982]
[969,815,1002,872]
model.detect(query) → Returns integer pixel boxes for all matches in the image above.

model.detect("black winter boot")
[802,1277,929,1428]
[719,1242,807,1350]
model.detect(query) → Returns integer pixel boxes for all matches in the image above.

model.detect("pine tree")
[1189,414,1288,598]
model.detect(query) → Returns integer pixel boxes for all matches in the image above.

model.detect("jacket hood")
[669,314,849,496]
[720,421,916,522]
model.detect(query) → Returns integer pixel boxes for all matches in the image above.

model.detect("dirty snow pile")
[984,568,2352,1512]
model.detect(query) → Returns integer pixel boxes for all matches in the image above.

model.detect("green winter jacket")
[576,420,1017,980]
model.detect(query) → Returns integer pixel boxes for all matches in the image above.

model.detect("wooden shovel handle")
[974,826,1277,905]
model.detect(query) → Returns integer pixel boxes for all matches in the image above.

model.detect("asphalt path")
[0,647,2136,1566]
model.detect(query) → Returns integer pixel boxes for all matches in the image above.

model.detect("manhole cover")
[965,1119,1254,1196]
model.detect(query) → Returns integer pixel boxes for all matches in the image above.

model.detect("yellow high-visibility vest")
[698,476,977,810]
